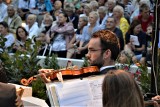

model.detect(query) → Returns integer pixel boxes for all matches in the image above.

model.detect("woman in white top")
[0,21,15,52]
[25,14,39,39]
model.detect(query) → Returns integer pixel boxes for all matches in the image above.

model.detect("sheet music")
[130,35,140,46]
[89,78,103,100]
[50,79,93,107]
[87,77,103,107]
[48,76,104,107]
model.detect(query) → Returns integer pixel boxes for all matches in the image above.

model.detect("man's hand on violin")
[152,95,160,107]
[38,69,64,83]
[39,69,53,83]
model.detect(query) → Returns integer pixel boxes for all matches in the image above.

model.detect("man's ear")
[103,49,111,59]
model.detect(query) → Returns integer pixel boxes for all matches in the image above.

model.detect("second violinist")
[39,30,120,83]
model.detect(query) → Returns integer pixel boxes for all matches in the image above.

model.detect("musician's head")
[86,30,120,68]
[102,70,144,107]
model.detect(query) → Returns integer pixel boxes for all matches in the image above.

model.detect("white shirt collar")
[100,65,115,72]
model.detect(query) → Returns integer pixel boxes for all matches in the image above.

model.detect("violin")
[21,66,99,86]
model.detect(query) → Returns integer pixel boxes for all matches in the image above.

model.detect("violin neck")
[35,66,78,78]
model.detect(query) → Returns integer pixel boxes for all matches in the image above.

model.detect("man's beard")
[89,57,104,69]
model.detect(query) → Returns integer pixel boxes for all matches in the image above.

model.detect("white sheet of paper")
[50,79,93,106]
[48,76,104,107]
[130,35,140,46]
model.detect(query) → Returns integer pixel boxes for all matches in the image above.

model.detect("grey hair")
[27,14,37,22]
[90,1,99,9]
[107,0,116,4]
[43,14,53,22]
[89,11,99,20]
[79,16,88,23]
[7,4,16,11]
[113,5,124,16]
[64,3,75,12]
[98,6,107,14]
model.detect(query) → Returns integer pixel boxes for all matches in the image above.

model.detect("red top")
[138,15,153,32]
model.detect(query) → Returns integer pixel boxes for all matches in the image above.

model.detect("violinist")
[39,30,120,82]
[85,30,120,74]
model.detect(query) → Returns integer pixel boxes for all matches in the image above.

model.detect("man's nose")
[85,53,90,59]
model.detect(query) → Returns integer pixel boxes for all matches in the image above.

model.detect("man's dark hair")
[92,30,120,61]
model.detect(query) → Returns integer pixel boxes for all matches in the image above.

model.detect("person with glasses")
[85,30,120,74]
[134,3,153,32]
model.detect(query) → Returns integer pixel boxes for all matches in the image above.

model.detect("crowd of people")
[0,0,155,65]
[0,0,159,106]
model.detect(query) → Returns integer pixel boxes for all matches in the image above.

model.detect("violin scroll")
[21,77,36,86]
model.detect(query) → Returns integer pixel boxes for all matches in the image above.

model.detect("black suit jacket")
[99,67,117,75]
[0,82,16,107]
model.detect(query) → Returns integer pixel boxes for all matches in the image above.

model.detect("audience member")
[102,70,145,107]
[134,3,153,32]
[97,0,107,6]
[67,15,88,58]
[4,5,22,34]
[105,0,116,16]
[98,6,108,30]
[78,11,101,59]
[25,14,39,39]
[82,3,92,17]
[47,12,74,57]
[64,3,79,29]
[0,21,15,49]
[51,0,63,21]
[64,0,81,10]
[113,5,130,40]
[13,26,28,52]
[35,0,48,26]
[105,16,124,51]
[18,0,36,21]
[0,0,8,22]
[35,14,54,56]
[90,0,99,11]
[125,19,147,62]
[130,0,151,23]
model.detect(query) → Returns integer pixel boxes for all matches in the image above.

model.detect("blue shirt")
[81,24,101,44]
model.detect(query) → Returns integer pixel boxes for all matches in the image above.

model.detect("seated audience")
[0,21,15,51]
[36,14,54,56]
[113,5,130,40]
[64,0,81,10]
[125,19,147,62]
[67,15,88,58]
[47,12,74,57]
[25,14,39,39]
[0,0,7,22]
[98,6,108,30]
[64,3,79,29]
[90,0,99,11]
[50,0,63,21]
[12,26,28,52]
[17,0,36,21]
[105,0,116,17]
[78,11,101,59]
[4,5,22,34]
[134,3,153,32]
[105,16,124,51]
